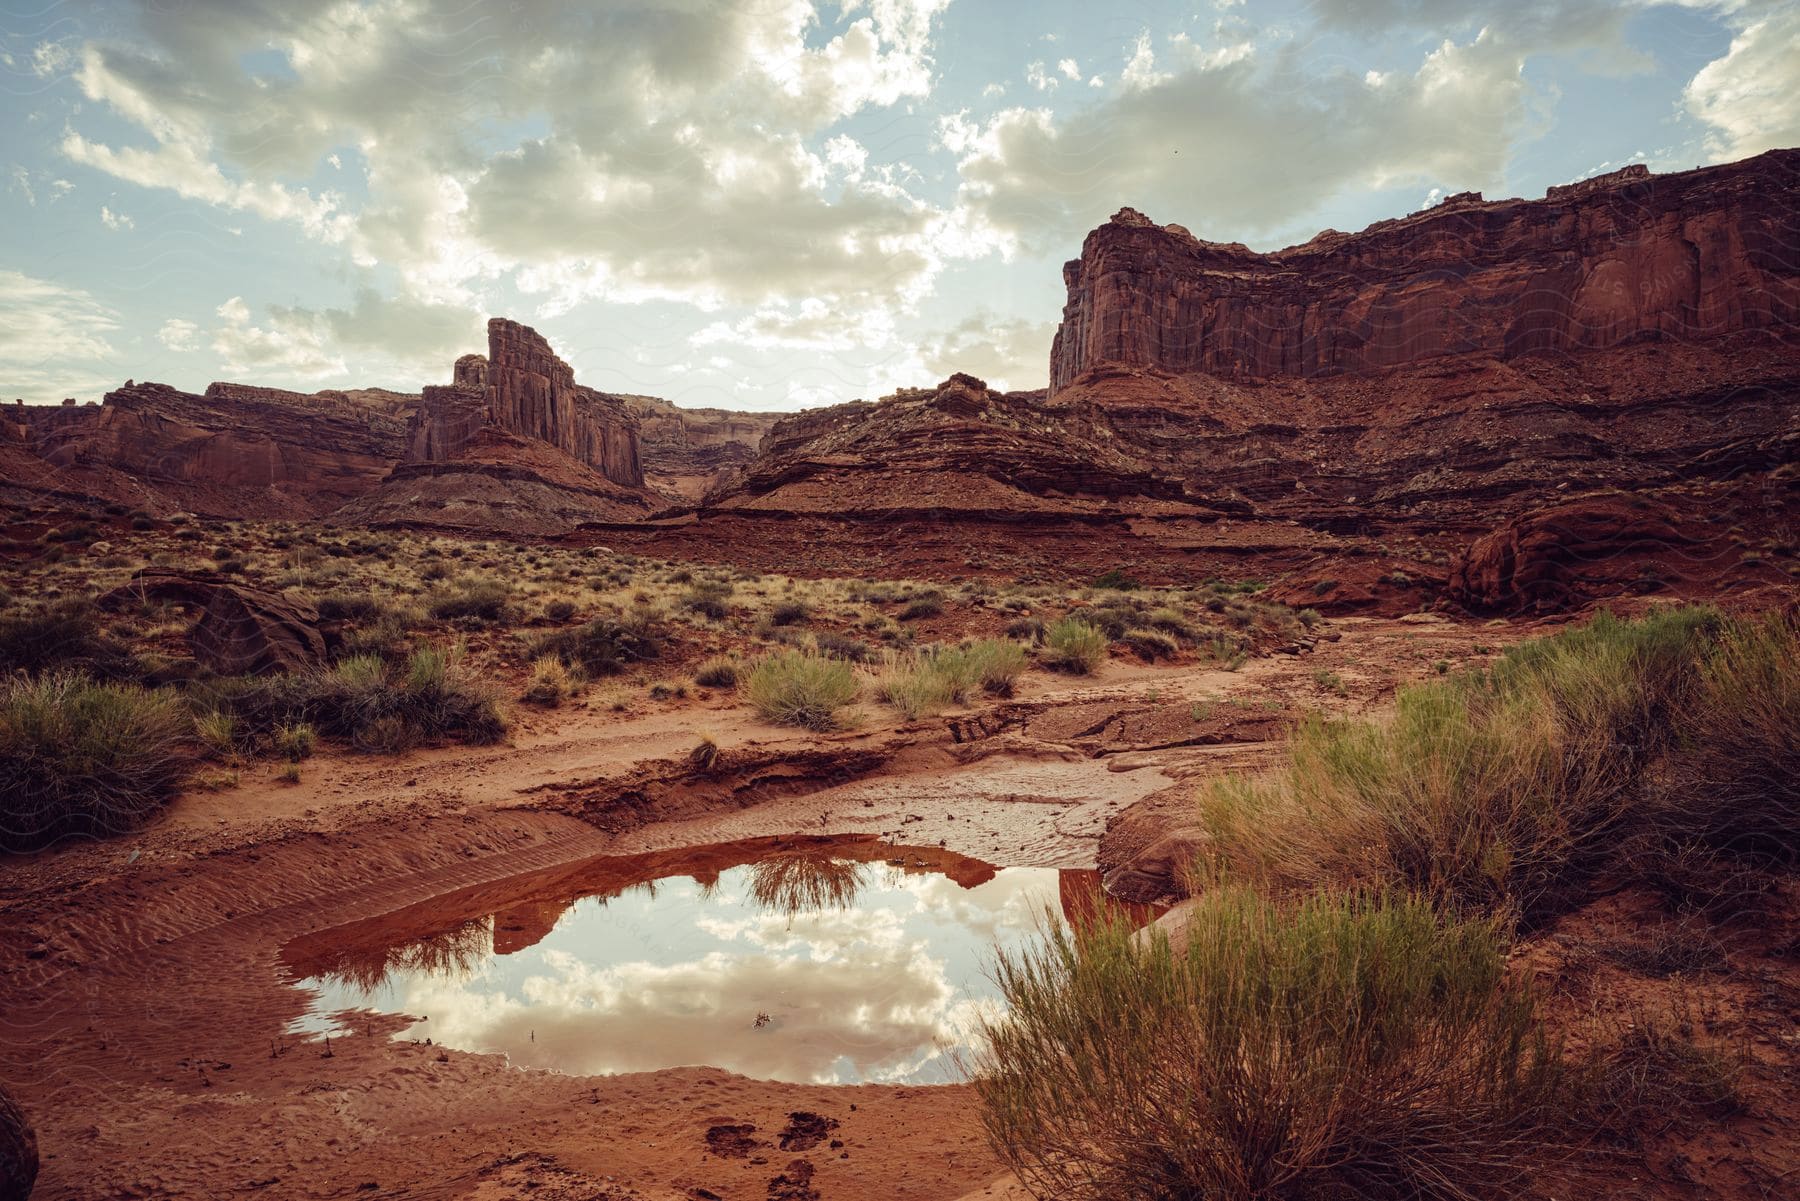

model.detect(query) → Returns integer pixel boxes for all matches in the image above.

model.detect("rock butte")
[3,149,1797,611]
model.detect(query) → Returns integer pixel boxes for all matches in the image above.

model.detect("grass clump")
[521,654,584,707]
[0,674,194,850]
[743,650,857,730]
[976,889,1563,1201]
[1042,617,1107,675]
[425,576,510,623]
[527,614,659,677]
[0,598,138,680]
[308,646,506,751]
[1195,607,1755,923]
[693,656,740,688]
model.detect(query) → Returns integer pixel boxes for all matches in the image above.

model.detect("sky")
[3,0,1797,412]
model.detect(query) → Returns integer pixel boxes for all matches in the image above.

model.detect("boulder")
[0,1082,37,1201]
[103,569,325,675]
[191,584,327,676]
[1445,497,1699,613]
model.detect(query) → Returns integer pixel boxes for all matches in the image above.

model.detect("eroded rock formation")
[1050,151,1800,393]
[680,152,1798,606]
[349,321,659,533]
[11,382,410,518]
[407,319,643,489]
[625,396,783,502]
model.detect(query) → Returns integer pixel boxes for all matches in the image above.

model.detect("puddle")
[284,836,1153,1086]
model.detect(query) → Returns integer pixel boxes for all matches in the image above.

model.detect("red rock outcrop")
[102,568,327,675]
[625,396,783,502]
[1050,151,1800,393]
[464,318,644,489]
[665,153,1798,605]
[1444,496,1709,613]
[706,373,1193,521]
[14,382,409,518]
[348,321,660,534]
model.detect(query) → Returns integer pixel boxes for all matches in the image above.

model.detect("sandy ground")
[1,617,1608,1201]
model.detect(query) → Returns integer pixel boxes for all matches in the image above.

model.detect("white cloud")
[210,295,345,379]
[692,298,898,352]
[1025,60,1059,91]
[99,205,133,230]
[62,0,961,347]
[1685,5,1800,161]
[918,313,1057,390]
[157,318,199,352]
[0,271,121,401]
[203,289,484,381]
[1058,57,1081,80]
[949,27,1561,249]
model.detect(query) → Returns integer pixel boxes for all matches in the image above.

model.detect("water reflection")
[284,837,1153,1084]
[747,849,868,917]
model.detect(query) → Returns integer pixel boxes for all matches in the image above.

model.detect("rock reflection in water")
[285,837,1153,1084]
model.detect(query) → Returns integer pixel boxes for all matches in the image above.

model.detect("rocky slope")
[626,396,784,502]
[661,152,1799,608]
[4,383,410,518]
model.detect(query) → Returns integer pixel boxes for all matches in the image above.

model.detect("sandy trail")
[0,617,1522,1200]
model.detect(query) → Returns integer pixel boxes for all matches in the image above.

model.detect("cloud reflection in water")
[294,849,1064,1084]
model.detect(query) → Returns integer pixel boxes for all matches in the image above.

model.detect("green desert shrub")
[813,631,873,663]
[976,889,1563,1201]
[1042,617,1107,675]
[307,646,506,751]
[1196,607,1727,921]
[521,654,583,707]
[190,646,505,754]
[743,650,857,729]
[680,582,733,620]
[768,600,810,627]
[425,576,511,623]
[693,655,740,688]
[274,721,316,762]
[1120,626,1179,661]
[1652,610,1798,864]
[964,638,1028,696]
[0,674,195,850]
[527,614,659,677]
[898,594,944,621]
[0,598,138,681]
[872,650,957,720]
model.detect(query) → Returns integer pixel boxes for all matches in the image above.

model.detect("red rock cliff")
[485,318,643,487]
[1049,150,1800,395]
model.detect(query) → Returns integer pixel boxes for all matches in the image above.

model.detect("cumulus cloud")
[157,318,199,352]
[204,289,484,381]
[63,0,960,346]
[947,20,1598,250]
[918,313,1057,390]
[1685,4,1800,161]
[0,270,121,400]
[99,205,133,230]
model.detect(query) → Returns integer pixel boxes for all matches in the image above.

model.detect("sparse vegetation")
[977,889,1564,1201]
[0,673,195,851]
[1195,607,1791,923]
[743,650,858,729]
[1042,617,1107,675]
[692,655,740,688]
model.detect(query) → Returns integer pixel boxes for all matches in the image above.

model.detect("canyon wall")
[404,319,644,490]
[625,396,783,502]
[1049,150,1800,394]
[13,382,409,516]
